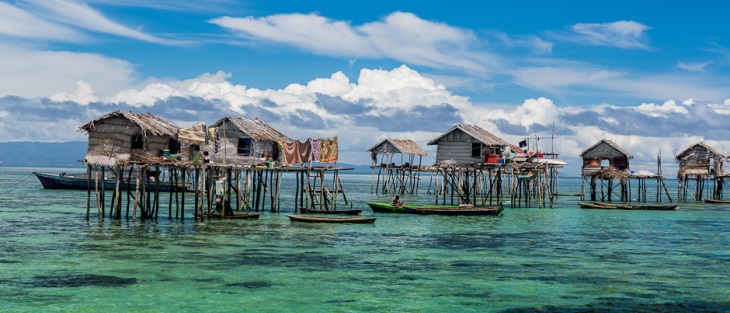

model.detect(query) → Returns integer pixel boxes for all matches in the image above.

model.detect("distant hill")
[0,141,372,172]
[0,141,87,167]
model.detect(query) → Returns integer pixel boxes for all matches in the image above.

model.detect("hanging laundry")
[311,138,321,162]
[298,139,312,163]
[284,140,301,165]
[320,137,338,163]
[213,128,220,158]
[277,141,285,164]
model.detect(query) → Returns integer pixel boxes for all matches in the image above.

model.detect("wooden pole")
[86,164,92,220]
[100,167,106,218]
[181,168,186,220]
[169,168,174,219]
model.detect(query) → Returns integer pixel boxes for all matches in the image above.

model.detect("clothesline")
[282,137,338,165]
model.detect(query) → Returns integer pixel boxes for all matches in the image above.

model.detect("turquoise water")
[1,167,729,312]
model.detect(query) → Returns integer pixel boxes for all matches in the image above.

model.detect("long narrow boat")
[367,202,419,213]
[704,199,730,204]
[578,202,679,210]
[195,211,260,219]
[410,206,503,216]
[299,208,363,215]
[285,214,376,224]
[33,172,188,192]
[367,202,503,216]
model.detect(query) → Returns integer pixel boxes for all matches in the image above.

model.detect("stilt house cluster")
[79,110,349,221]
[369,123,565,208]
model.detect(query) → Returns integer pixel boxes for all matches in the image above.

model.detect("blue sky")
[1,0,730,175]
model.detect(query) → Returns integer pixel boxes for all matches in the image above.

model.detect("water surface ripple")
[0,167,728,312]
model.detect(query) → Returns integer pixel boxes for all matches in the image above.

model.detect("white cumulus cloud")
[634,100,689,117]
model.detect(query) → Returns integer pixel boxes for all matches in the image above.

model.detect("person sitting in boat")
[392,195,404,208]
[215,197,233,215]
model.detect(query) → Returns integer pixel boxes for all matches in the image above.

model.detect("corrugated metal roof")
[367,138,428,156]
[580,138,633,159]
[212,116,291,142]
[427,124,508,146]
[78,110,179,137]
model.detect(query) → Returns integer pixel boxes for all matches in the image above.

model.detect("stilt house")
[675,142,724,178]
[78,111,180,166]
[205,117,291,165]
[579,139,633,174]
[427,124,509,165]
[368,138,428,168]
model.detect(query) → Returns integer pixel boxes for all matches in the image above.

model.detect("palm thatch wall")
[580,139,633,173]
[205,117,290,165]
[368,138,427,166]
[78,111,179,166]
[675,142,724,177]
[427,124,509,165]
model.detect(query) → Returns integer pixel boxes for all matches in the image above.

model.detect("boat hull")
[197,212,260,219]
[285,214,376,224]
[367,202,503,215]
[578,202,679,210]
[33,172,187,192]
[299,208,362,215]
[704,199,730,204]
[410,207,502,216]
[367,202,416,213]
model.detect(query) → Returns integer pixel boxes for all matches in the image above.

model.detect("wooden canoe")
[285,214,376,224]
[410,206,503,216]
[579,202,679,210]
[33,171,189,192]
[367,202,503,215]
[704,199,730,204]
[299,208,363,215]
[196,212,261,219]
[367,202,414,213]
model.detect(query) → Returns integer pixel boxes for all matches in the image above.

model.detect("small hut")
[580,139,633,174]
[675,142,724,177]
[78,111,180,166]
[368,138,428,167]
[427,124,509,165]
[675,142,724,201]
[367,138,428,195]
[205,117,290,165]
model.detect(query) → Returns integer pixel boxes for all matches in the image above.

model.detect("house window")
[238,138,252,156]
[168,138,179,154]
[471,143,482,157]
[131,134,144,149]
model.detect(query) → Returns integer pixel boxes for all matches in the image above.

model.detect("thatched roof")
[427,124,509,146]
[367,138,428,156]
[212,117,291,142]
[78,111,179,137]
[674,142,724,160]
[580,139,633,159]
